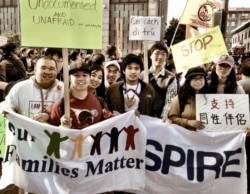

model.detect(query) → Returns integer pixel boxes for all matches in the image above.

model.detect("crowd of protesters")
[0,41,250,193]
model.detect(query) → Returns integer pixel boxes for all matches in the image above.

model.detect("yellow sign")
[0,114,6,158]
[171,26,228,73]
[20,0,103,49]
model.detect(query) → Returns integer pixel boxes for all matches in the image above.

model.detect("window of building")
[0,0,17,7]
[231,21,236,27]
[231,14,236,18]
[248,30,250,38]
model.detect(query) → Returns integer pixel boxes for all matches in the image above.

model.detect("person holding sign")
[140,43,178,121]
[208,55,245,94]
[106,53,156,117]
[50,62,103,129]
[168,66,208,131]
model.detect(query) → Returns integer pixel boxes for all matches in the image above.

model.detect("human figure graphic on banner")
[123,125,139,150]
[90,131,104,155]
[106,127,123,154]
[44,129,69,159]
[70,134,85,160]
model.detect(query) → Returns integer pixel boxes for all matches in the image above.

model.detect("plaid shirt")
[148,67,178,118]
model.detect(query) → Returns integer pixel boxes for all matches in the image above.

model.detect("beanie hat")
[104,60,120,71]
[69,62,90,75]
[185,66,207,78]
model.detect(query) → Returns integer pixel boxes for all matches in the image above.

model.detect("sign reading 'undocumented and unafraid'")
[20,0,103,49]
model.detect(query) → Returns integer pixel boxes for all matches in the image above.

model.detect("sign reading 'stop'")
[20,0,103,49]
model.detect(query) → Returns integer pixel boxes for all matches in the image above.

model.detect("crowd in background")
[0,41,250,193]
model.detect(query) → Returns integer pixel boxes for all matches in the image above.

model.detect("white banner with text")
[0,111,247,194]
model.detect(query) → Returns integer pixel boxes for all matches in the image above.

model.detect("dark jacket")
[106,80,157,117]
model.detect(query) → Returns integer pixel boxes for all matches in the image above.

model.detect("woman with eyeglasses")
[168,66,208,131]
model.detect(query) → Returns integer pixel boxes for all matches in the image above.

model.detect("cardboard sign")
[129,16,161,41]
[20,0,103,49]
[0,114,6,158]
[179,0,222,28]
[171,26,228,73]
[196,94,250,131]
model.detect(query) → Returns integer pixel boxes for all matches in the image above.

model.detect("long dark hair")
[89,65,105,99]
[208,65,237,93]
[178,75,208,113]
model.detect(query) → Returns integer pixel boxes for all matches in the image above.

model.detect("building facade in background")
[225,7,250,53]
[231,20,250,55]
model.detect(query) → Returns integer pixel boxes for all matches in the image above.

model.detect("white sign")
[196,94,250,131]
[0,36,7,46]
[129,16,161,41]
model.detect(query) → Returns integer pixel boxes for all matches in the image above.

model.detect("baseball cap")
[215,55,234,67]
[69,62,90,75]
[104,60,120,71]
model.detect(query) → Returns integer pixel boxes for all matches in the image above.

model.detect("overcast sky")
[167,0,250,24]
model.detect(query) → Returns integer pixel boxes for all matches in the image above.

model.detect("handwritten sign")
[0,114,6,158]
[20,0,103,49]
[129,16,161,41]
[0,36,7,47]
[196,94,249,131]
[171,26,228,73]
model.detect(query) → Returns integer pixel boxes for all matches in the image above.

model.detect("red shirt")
[50,93,103,129]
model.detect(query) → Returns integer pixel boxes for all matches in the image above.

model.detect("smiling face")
[34,57,58,89]
[70,71,90,91]
[150,49,167,68]
[190,75,206,93]
[123,63,141,85]
[105,65,120,85]
[89,69,103,89]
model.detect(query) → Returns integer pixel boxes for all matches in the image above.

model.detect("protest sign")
[196,94,250,131]
[179,0,222,28]
[0,114,6,158]
[129,16,161,41]
[20,0,103,49]
[171,26,228,73]
[0,110,247,194]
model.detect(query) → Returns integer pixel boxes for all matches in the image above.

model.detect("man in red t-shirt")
[50,62,103,129]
